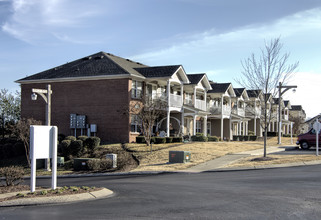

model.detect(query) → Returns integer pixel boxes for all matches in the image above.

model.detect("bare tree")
[12,118,41,167]
[236,37,299,157]
[129,95,167,150]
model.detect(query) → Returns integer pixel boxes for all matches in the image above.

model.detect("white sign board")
[30,125,58,192]
[313,121,321,156]
[30,126,56,159]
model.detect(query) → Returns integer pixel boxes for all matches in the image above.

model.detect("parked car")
[296,129,321,149]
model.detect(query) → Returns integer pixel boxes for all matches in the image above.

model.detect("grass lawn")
[130,137,298,172]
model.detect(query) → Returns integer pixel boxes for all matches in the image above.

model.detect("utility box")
[73,158,95,171]
[169,151,191,163]
[106,154,117,168]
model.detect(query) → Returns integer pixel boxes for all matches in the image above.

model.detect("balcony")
[169,94,183,108]
[209,105,231,116]
[282,115,289,121]
[195,99,207,111]
[232,107,245,117]
[246,106,262,117]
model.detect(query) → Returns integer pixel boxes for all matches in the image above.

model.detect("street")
[2,165,321,219]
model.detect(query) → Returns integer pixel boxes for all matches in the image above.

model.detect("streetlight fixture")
[31,84,52,170]
[277,82,297,144]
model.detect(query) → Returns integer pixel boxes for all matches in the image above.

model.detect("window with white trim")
[196,120,202,133]
[131,80,142,99]
[131,114,141,133]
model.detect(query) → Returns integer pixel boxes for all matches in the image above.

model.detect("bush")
[239,136,244,141]
[58,134,66,143]
[69,140,83,157]
[196,133,204,136]
[233,136,239,141]
[191,135,208,142]
[208,136,219,142]
[249,136,257,141]
[59,140,72,158]
[0,166,24,186]
[243,136,249,141]
[172,137,183,143]
[154,137,166,144]
[65,136,77,141]
[78,136,88,142]
[87,158,113,171]
[136,136,145,143]
[84,137,100,154]
[166,137,173,143]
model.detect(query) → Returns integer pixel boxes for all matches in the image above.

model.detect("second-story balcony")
[148,93,183,108]
[245,106,262,117]
[195,99,206,111]
[209,105,231,116]
[232,107,245,117]
[282,115,289,121]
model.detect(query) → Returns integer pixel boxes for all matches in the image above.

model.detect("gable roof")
[247,90,262,98]
[209,82,232,94]
[234,88,245,97]
[16,51,147,83]
[134,65,182,78]
[290,105,303,111]
[187,73,205,84]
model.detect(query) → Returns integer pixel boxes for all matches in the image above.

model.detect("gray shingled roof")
[186,73,205,84]
[17,51,147,82]
[234,88,245,97]
[291,105,303,111]
[247,90,261,98]
[134,65,182,78]
[208,83,231,93]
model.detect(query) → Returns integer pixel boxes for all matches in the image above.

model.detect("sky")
[1,0,321,118]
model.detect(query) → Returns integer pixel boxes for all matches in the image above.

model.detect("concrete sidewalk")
[185,145,299,172]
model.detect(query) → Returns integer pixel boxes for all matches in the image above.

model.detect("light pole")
[277,82,297,144]
[31,84,52,171]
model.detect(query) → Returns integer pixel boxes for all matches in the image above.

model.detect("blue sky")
[1,0,321,118]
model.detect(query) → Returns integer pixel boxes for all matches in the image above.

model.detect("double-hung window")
[131,114,141,133]
[132,80,142,99]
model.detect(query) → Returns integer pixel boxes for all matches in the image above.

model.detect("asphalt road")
[2,165,321,219]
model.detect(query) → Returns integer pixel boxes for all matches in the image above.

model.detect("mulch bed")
[0,185,103,202]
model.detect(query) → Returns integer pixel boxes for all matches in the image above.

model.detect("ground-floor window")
[131,114,141,133]
[207,122,211,136]
[196,120,202,133]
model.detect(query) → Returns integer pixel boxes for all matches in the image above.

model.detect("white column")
[193,86,197,107]
[181,110,184,135]
[246,122,248,135]
[203,116,207,136]
[180,84,184,106]
[167,80,171,107]
[193,115,197,135]
[254,118,257,136]
[290,122,293,144]
[204,91,207,111]
[167,110,170,137]
[221,117,224,140]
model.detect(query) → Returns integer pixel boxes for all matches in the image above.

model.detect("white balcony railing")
[169,94,183,108]
[195,99,207,111]
[282,115,289,120]
[209,105,231,116]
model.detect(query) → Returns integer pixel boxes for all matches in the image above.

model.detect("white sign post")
[313,121,321,156]
[30,125,58,192]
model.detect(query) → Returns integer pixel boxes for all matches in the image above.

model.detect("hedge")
[172,137,183,143]
[166,137,173,143]
[208,136,219,142]
[191,135,208,142]
[154,137,166,144]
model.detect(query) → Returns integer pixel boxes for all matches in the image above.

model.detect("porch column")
[203,116,207,136]
[272,122,275,132]
[204,91,207,111]
[181,110,184,135]
[254,117,257,136]
[166,110,170,137]
[246,121,248,135]
[220,117,224,140]
[167,80,171,107]
[193,115,197,135]
[243,122,246,135]
[193,86,197,107]
[290,122,293,144]
[180,84,184,105]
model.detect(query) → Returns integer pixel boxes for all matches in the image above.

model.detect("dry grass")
[223,155,321,168]
[131,137,296,172]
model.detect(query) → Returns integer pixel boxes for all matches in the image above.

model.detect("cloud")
[131,7,321,69]
[1,0,104,44]
[285,72,321,118]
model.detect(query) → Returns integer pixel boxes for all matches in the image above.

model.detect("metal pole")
[278,82,282,144]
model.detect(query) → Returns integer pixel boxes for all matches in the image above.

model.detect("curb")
[0,188,114,207]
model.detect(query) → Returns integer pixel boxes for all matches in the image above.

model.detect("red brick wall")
[21,78,131,143]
